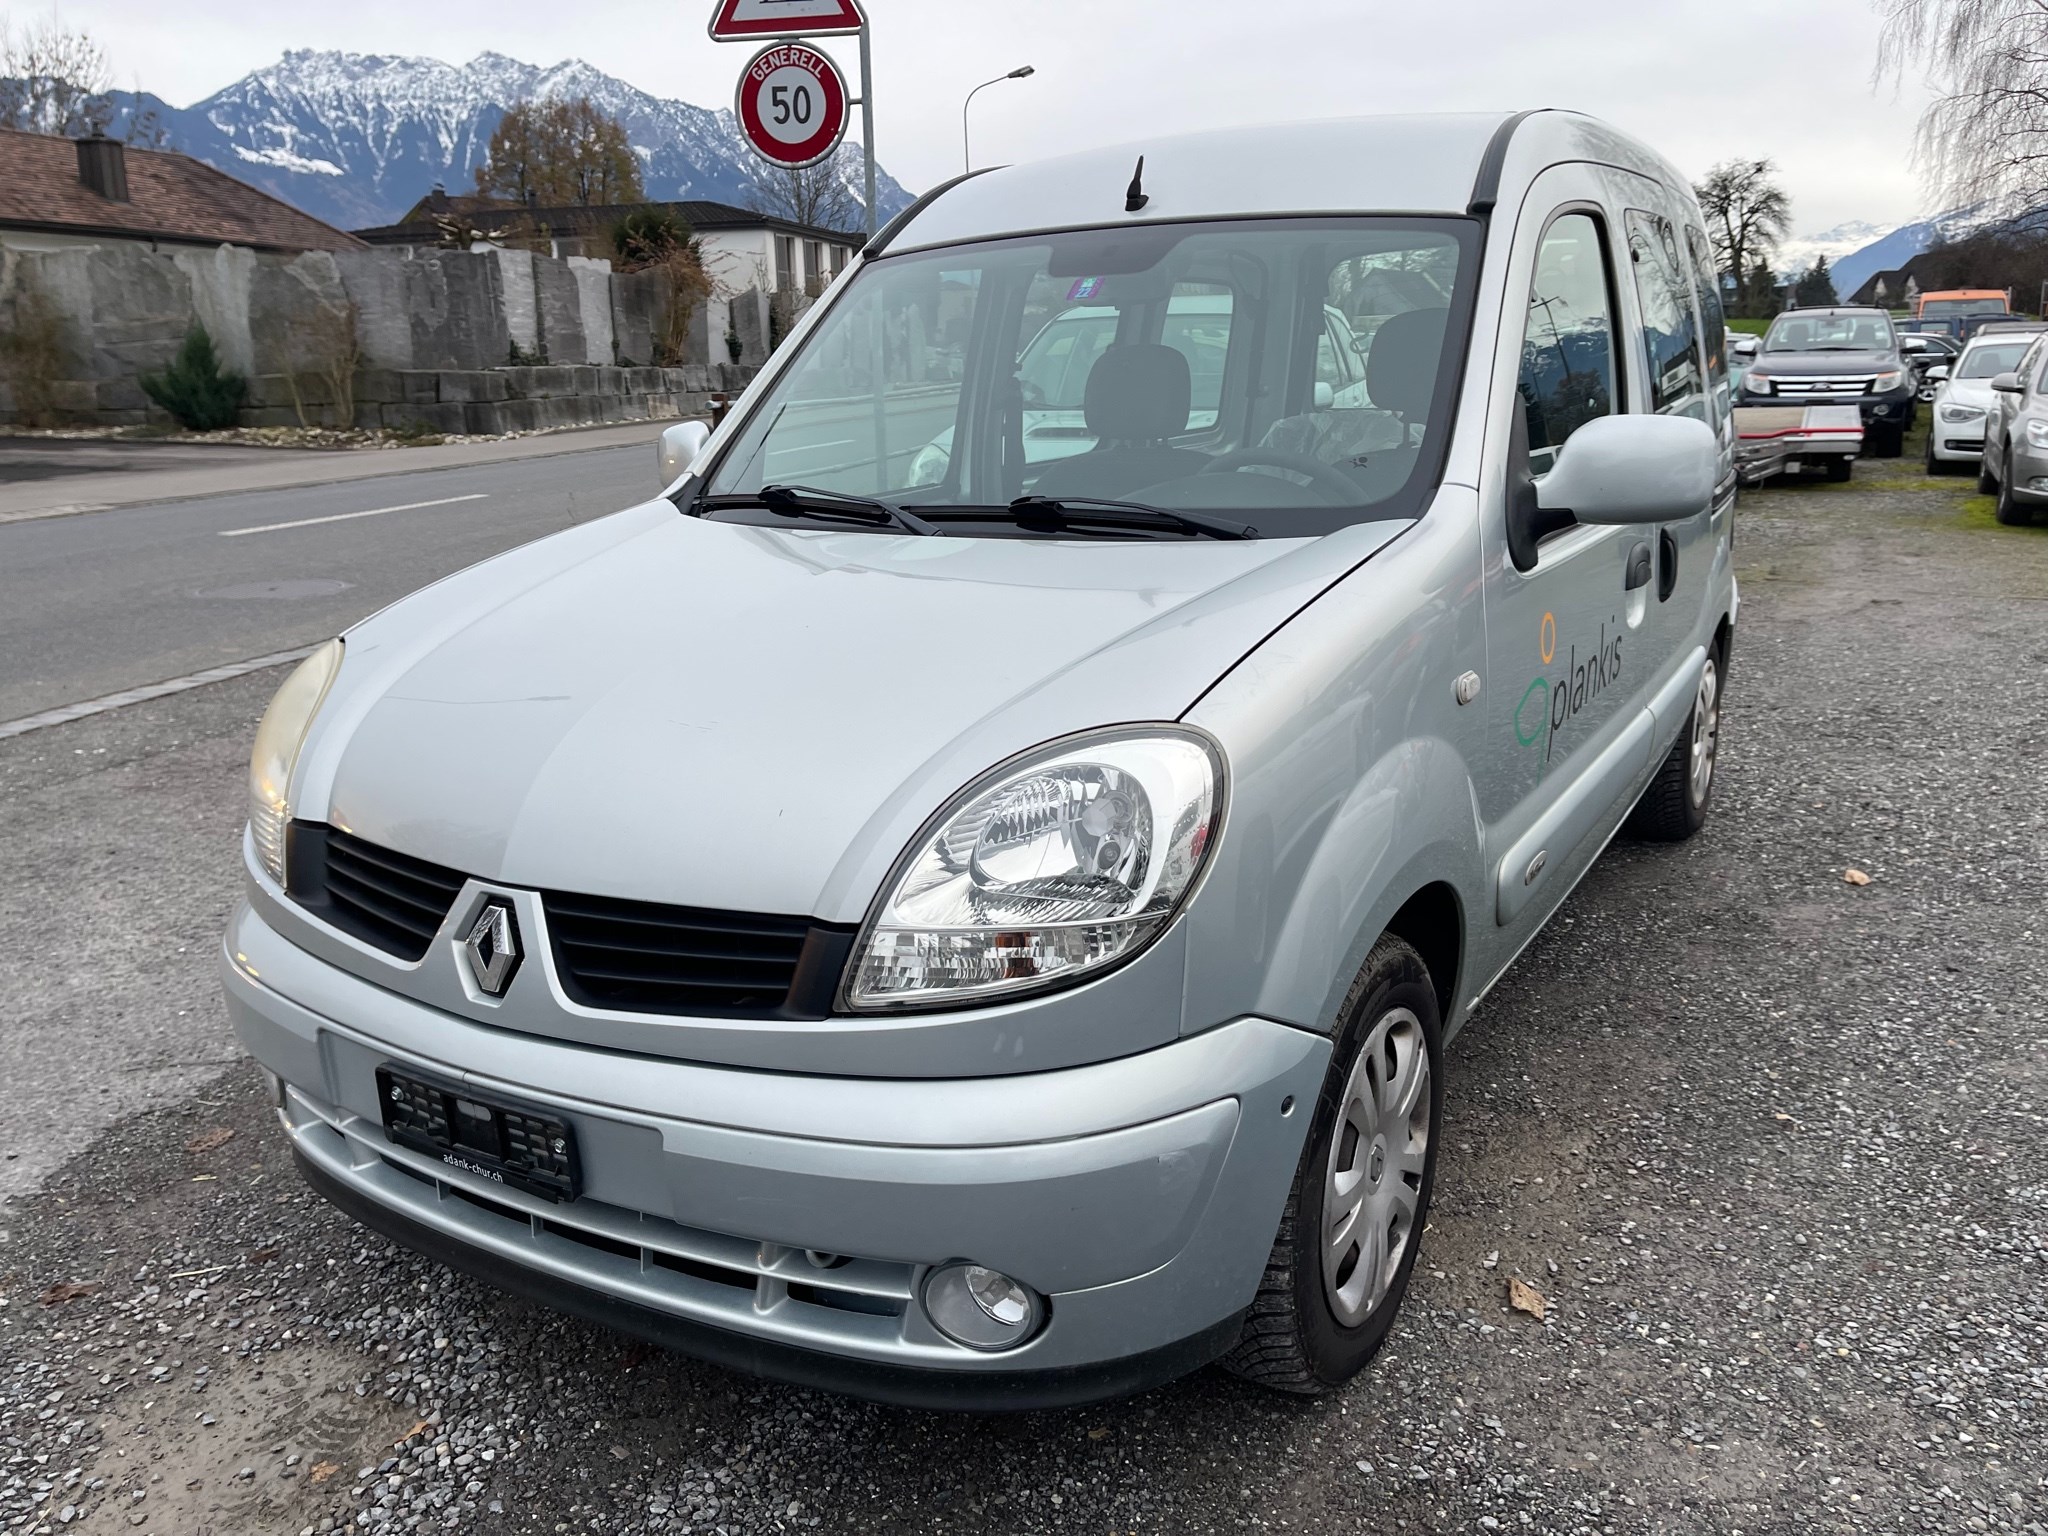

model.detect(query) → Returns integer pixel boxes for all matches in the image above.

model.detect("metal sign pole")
[858,22,877,237]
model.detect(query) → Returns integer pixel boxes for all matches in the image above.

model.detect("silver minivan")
[224,110,1737,1407]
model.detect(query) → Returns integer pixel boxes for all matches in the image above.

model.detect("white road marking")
[0,647,316,741]
[218,492,488,538]
[769,439,856,456]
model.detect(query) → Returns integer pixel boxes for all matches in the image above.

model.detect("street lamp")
[963,66,1035,174]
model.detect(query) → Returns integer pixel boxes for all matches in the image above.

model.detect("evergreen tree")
[1794,255,1840,307]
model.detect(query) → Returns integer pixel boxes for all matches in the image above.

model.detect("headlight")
[904,442,950,488]
[2028,419,2048,450]
[843,728,1224,1011]
[1872,370,1906,392]
[248,639,343,884]
[1940,403,1986,423]
[1743,372,1771,395]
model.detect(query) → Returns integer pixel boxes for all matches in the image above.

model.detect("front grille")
[283,824,853,1017]
[545,889,853,1019]
[287,824,465,961]
[1771,376,1875,397]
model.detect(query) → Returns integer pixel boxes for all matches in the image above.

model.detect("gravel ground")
[1,458,2044,1536]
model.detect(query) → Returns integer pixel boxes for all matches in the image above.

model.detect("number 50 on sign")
[734,43,850,170]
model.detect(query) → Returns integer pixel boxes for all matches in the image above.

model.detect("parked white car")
[1927,330,2047,475]
[905,297,1383,486]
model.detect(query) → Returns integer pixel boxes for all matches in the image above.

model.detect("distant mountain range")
[98,50,913,234]
[1784,208,2000,301]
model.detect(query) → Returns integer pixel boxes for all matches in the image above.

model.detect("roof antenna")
[1125,155,1148,213]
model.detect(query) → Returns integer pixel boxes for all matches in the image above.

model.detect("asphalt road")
[0,440,659,723]
[0,449,2042,1535]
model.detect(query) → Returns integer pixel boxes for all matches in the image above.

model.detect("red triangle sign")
[708,0,865,40]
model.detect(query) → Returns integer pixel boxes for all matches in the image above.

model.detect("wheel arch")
[1381,881,1465,1028]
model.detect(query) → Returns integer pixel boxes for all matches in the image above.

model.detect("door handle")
[1624,541,1653,590]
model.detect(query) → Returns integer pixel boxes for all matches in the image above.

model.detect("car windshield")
[698,217,1478,538]
[1957,340,2032,379]
[1764,313,1896,353]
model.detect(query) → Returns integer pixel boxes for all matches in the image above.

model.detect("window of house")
[805,239,825,287]
[774,234,796,291]
[1625,209,1705,421]
[1519,211,1620,475]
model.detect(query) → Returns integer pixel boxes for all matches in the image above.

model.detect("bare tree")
[476,97,644,207]
[1877,0,2048,223]
[0,15,161,142]
[1694,159,1792,315]
[0,14,112,134]
[745,153,861,233]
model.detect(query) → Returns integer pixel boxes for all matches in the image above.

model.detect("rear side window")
[1684,227,1728,384]
[1518,210,1620,475]
[1626,209,1706,421]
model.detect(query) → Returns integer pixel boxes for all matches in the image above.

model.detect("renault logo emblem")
[462,901,521,996]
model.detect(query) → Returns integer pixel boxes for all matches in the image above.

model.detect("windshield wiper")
[698,483,938,536]
[1004,494,1258,541]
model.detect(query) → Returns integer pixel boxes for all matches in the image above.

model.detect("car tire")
[1626,643,1723,842]
[1979,458,1999,495]
[1926,444,1956,476]
[1823,455,1853,483]
[1869,424,1905,459]
[1221,934,1442,1396]
[1995,459,2032,525]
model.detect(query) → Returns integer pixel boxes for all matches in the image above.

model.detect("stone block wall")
[229,362,757,436]
[0,239,771,430]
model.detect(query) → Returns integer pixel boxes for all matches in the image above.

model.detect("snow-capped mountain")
[103,49,911,233]
[1825,206,1999,301]
[1776,220,1899,277]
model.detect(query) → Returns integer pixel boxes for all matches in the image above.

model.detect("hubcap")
[1689,657,1720,806]
[1322,1006,1431,1328]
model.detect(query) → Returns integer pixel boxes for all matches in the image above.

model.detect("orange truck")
[1912,289,2013,338]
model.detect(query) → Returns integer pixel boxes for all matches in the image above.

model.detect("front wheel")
[1627,646,1722,841]
[1867,423,1905,459]
[1979,457,1999,495]
[1222,935,1442,1395]
[1996,458,2033,525]
[1823,455,1853,483]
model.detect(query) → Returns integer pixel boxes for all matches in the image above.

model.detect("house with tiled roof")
[0,127,364,255]
[355,189,857,295]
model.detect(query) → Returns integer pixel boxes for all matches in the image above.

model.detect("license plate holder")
[375,1064,580,1203]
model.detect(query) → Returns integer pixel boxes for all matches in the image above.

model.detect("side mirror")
[1926,364,1951,383]
[1536,414,1718,527]
[658,419,711,484]
[1313,381,1336,410]
[1992,371,2024,394]
[1902,337,1928,354]
[1732,336,1759,357]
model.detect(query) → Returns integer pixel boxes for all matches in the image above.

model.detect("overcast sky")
[49,0,1939,234]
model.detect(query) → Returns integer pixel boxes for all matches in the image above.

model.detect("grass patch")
[1955,493,2048,535]
[1727,317,1771,336]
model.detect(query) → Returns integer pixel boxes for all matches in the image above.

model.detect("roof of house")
[0,127,366,253]
[355,192,862,248]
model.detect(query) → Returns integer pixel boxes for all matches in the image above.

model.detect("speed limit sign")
[734,43,849,170]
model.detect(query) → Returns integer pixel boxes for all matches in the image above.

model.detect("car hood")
[302,500,1406,922]
[1750,350,1899,377]
[1938,378,1995,410]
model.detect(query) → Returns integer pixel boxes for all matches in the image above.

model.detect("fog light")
[922,1262,1043,1351]
[2029,477,2048,494]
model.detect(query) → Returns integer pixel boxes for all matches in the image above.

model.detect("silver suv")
[225,110,1737,1407]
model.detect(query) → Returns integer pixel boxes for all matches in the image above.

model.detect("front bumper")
[223,899,1328,1408]
[1738,388,1915,427]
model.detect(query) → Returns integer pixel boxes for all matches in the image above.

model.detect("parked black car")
[1733,306,1919,457]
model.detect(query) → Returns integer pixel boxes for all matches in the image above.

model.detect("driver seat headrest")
[1366,308,1448,422]
[1083,344,1193,444]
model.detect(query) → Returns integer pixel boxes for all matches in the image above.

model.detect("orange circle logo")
[1539,611,1557,665]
